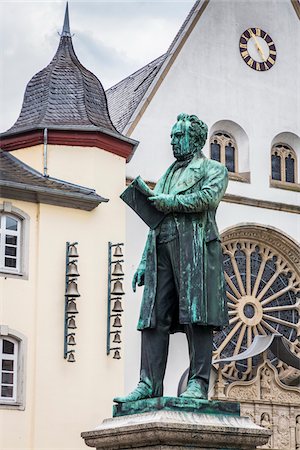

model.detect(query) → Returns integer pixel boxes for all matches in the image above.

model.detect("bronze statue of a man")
[114,113,228,402]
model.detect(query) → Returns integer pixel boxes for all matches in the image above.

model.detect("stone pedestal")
[81,397,271,450]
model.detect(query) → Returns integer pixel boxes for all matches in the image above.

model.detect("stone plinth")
[82,397,271,450]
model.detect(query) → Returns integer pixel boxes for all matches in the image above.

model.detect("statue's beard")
[173,146,196,161]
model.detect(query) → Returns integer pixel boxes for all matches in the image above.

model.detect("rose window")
[213,225,300,382]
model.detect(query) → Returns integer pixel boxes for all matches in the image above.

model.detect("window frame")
[210,131,242,179]
[0,326,26,410]
[0,202,30,279]
[0,214,21,273]
[0,336,18,403]
[270,143,299,192]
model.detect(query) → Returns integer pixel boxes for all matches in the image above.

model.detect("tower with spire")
[0,3,137,160]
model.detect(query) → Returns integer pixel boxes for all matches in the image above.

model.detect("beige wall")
[1,144,127,449]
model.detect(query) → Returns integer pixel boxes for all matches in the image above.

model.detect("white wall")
[123,0,300,395]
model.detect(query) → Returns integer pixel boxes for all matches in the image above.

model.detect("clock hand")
[249,29,266,62]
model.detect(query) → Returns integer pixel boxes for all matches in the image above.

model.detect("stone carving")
[213,360,300,449]
[226,360,300,402]
[276,414,290,449]
[260,367,272,400]
[296,415,300,450]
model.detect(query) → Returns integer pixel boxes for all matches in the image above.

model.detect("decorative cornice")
[221,223,300,273]
[0,129,138,162]
[126,177,300,215]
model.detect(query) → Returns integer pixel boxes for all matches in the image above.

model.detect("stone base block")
[82,404,271,449]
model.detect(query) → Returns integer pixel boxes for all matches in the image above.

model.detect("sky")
[0,0,194,132]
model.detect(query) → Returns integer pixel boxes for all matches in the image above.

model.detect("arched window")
[210,132,238,173]
[271,144,297,184]
[0,214,21,273]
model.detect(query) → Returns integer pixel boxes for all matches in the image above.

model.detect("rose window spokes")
[213,240,300,382]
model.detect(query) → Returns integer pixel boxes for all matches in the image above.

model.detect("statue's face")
[171,121,193,161]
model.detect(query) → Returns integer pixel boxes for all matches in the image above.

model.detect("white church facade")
[107,1,300,448]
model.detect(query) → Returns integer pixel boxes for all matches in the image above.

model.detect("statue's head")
[171,113,208,161]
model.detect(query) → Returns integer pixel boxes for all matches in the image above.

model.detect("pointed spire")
[61,2,71,37]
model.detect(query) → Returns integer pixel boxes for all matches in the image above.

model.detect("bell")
[112,315,122,328]
[113,245,123,257]
[67,334,76,345]
[113,331,121,344]
[67,316,77,329]
[111,280,125,296]
[112,262,124,277]
[66,280,80,297]
[67,352,76,362]
[113,349,121,360]
[66,262,80,277]
[68,244,79,258]
[66,299,78,314]
[112,299,123,313]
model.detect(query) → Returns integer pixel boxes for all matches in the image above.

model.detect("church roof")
[106,0,203,133]
[106,54,167,133]
[3,3,117,137]
[0,150,107,211]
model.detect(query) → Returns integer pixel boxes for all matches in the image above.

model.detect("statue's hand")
[132,265,145,292]
[149,194,174,212]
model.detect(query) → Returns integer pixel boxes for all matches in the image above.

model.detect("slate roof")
[3,4,117,137]
[106,54,167,133]
[106,1,202,133]
[0,150,107,211]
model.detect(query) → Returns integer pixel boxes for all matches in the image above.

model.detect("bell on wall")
[111,280,125,296]
[112,315,122,328]
[113,331,121,344]
[68,244,79,258]
[67,316,77,329]
[66,261,80,277]
[66,299,78,314]
[112,262,124,277]
[113,349,121,360]
[67,351,76,362]
[113,245,123,258]
[66,280,80,297]
[67,334,76,346]
[112,299,123,313]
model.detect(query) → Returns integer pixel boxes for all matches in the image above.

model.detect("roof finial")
[61,2,71,37]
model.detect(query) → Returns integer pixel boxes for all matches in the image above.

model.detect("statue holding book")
[115,113,229,403]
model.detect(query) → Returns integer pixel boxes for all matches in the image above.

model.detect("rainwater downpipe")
[43,128,48,177]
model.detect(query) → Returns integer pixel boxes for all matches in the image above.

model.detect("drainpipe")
[43,128,48,177]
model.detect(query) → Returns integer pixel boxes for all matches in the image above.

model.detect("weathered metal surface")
[113,396,240,418]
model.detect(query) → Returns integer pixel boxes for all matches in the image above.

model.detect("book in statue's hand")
[120,176,166,229]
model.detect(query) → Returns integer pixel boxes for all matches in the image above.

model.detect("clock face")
[239,28,277,71]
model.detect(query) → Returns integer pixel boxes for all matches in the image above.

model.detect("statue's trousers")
[140,237,213,397]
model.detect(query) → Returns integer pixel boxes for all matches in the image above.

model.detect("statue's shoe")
[179,381,207,400]
[113,382,153,403]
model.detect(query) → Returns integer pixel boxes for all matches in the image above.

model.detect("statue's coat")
[137,153,229,332]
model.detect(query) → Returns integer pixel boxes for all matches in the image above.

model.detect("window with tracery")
[210,132,237,173]
[271,144,297,184]
[213,225,300,384]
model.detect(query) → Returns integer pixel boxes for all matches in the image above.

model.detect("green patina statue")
[114,113,229,403]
